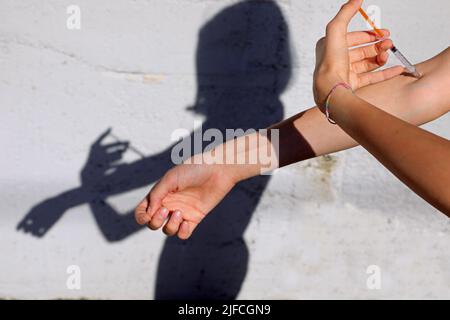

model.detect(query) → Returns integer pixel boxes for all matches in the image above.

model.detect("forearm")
[89,200,142,241]
[330,87,450,215]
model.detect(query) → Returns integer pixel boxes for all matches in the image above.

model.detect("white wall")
[0,0,449,299]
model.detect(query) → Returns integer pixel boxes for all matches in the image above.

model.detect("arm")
[312,0,450,214]
[330,87,450,214]
[135,47,449,239]
[135,2,450,238]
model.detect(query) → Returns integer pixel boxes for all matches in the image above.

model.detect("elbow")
[443,198,450,218]
[441,207,450,219]
[435,190,450,218]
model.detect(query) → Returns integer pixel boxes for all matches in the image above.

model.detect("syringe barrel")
[391,46,416,73]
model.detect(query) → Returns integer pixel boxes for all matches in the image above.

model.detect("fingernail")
[159,207,169,218]
[174,210,182,219]
[138,214,150,224]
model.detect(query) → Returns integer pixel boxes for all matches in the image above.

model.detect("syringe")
[358,7,421,78]
[390,46,421,78]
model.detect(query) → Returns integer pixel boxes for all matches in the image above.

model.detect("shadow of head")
[187,0,291,126]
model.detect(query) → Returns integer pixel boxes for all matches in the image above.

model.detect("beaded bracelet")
[324,82,353,125]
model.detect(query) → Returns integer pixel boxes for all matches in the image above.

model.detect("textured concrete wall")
[0,0,449,299]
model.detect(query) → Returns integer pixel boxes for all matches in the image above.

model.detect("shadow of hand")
[17,197,69,237]
[80,128,129,193]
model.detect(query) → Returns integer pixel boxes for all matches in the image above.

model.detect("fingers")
[357,65,405,87]
[352,52,390,74]
[103,142,129,152]
[349,39,394,64]
[147,207,169,230]
[93,128,112,146]
[347,29,389,47]
[351,54,387,74]
[100,142,129,162]
[145,206,197,240]
[162,210,183,236]
[177,221,197,240]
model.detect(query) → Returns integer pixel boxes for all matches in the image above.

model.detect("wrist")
[224,164,251,185]
[200,146,258,185]
[324,84,354,122]
[206,131,276,183]
[314,70,347,108]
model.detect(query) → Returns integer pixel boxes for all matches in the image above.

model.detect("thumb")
[147,171,178,217]
[135,170,178,225]
[328,0,363,34]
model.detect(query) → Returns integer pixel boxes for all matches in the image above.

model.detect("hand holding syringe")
[109,131,146,159]
[359,7,422,78]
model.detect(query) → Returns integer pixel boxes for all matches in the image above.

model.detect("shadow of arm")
[88,199,144,242]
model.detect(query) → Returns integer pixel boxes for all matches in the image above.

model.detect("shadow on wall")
[17,0,292,299]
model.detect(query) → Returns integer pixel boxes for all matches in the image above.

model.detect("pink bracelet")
[324,82,353,125]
